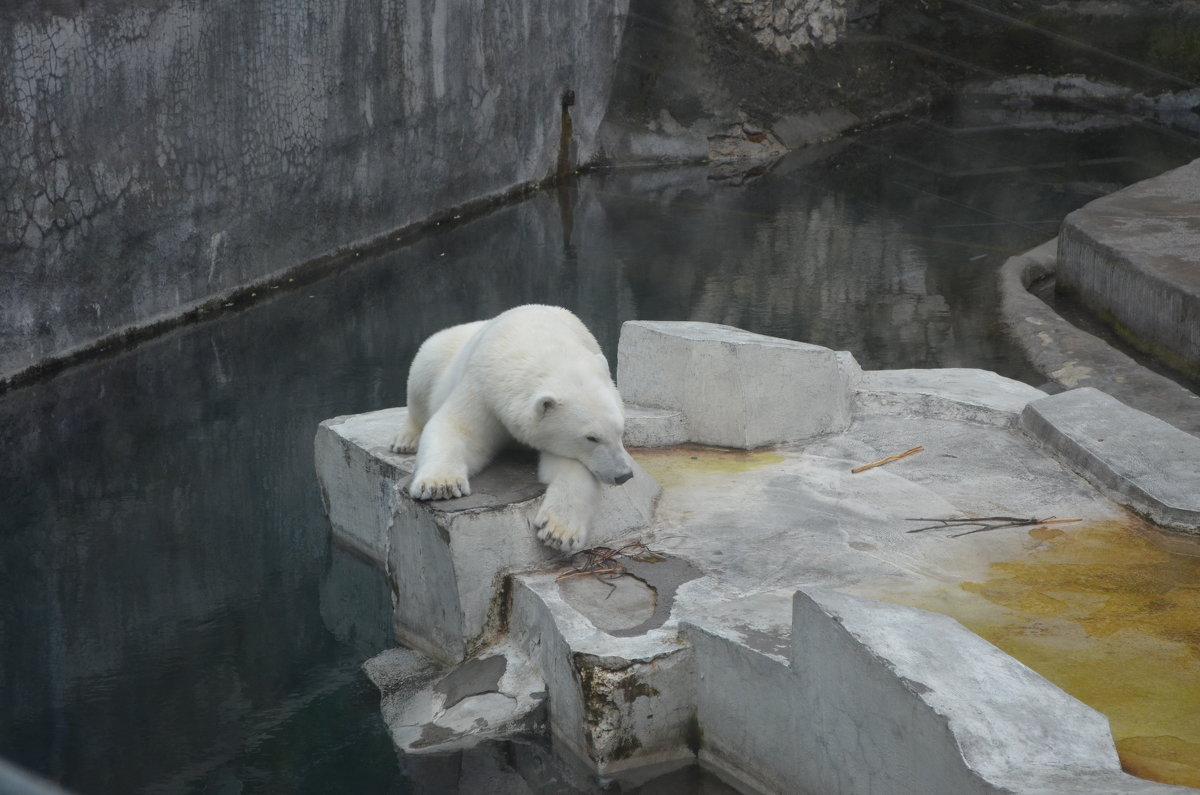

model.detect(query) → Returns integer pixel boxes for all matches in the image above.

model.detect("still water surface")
[3,102,1199,793]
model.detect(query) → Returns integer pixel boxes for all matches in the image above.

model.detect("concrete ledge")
[623,404,689,448]
[316,408,660,663]
[1058,157,1200,379]
[616,321,852,448]
[510,573,695,774]
[1021,388,1200,533]
[854,368,1044,427]
[999,239,1200,437]
[364,641,547,755]
[683,587,1175,795]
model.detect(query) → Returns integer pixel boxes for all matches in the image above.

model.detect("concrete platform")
[1057,156,1200,380]
[317,321,1200,793]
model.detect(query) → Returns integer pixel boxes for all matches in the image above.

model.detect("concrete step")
[316,408,660,663]
[364,641,547,755]
[1022,387,1200,533]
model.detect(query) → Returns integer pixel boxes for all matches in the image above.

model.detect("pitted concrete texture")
[999,239,1200,437]
[322,321,1200,792]
[617,320,853,448]
[1,0,629,384]
[315,408,659,663]
[1058,157,1200,378]
[1022,388,1200,533]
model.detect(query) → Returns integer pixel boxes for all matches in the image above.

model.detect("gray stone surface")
[1058,157,1200,378]
[364,640,547,755]
[1021,388,1200,533]
[315,406,660,663]
[0,0,629,384]
[617,320,852,448]
[685,585,1143,795]
[999,238,1200,436]
[327,322,1200,792]
[855,368,1045,427]
[789,589,1125,794]
[623,405,689,448]
[510,573,696,774]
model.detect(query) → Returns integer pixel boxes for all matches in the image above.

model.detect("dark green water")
[2,103,1199,793]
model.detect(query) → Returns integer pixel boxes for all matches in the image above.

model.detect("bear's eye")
[585,434,599,443]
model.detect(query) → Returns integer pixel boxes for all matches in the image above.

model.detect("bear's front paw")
[390,426,421,454]
[534,506,589,553]
[409,473,471,500]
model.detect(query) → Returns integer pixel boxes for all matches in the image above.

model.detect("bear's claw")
[390,426,421,454]
[408,475,470,500]
[534,508,588,553]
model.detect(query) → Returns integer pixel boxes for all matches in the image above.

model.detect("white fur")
[392,305,634,552]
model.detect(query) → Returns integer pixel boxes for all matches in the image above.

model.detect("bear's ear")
[534,394,558,417]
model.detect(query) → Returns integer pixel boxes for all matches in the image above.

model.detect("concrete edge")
[1019,389,1200,533]
[998,239,1200,437]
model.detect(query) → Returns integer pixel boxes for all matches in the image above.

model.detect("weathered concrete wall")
[0,0,627,385]
[1057,157,1200,380]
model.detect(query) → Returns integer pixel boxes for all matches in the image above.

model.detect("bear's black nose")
[614,471,633,485]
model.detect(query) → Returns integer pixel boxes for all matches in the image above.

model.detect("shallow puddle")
[631,445,786,488]
[873,518,1200,787]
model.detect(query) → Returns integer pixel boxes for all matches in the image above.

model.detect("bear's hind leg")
[534,453,601,552]
[389,414,423,454]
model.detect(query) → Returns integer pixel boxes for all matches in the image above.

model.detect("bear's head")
[525,369,634,486]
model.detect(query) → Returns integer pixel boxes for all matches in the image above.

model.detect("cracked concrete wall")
[0,0,627,383]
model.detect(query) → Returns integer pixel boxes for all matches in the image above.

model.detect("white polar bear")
[391,304,635,552]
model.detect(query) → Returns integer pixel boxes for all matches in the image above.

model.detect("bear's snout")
[614,470,633,486]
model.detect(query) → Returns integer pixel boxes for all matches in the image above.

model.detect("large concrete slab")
[1021,388,1200,533]
[617,320,853,448]
[316,408,659,663]
[1058,157,1200,379]
[322,321,1200,792]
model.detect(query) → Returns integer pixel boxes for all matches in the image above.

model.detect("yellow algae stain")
[878,518,1200,788]
[631,445,786,488]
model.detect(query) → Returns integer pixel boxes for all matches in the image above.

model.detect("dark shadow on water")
[2,103,1200,793]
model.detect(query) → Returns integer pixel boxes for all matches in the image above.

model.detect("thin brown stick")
[852,445,924,474]
[905,515,1082,537]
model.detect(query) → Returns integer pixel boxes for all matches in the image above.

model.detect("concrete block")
[855,368,1045,427]
[315,407,413,562]
[616,321,851,448]
[1021,388,1200,533]
[998,239,1200,436]
[510,572,696,774]
[1058,157,1200,378]
[623,404,689,448]
[791,589,1126,794]
[364,640,547,755]
[315,407,661,663]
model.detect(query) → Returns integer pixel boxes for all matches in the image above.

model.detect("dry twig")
[851,445,924,474]
[554,540,665,584]
[906,515,1082,538]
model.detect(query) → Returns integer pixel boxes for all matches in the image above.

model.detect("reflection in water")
[2,105,1199,792]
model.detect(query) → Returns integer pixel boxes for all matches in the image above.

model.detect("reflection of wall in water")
[592,166,959,369]
[0,188,635,791]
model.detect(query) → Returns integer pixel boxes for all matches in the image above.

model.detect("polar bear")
[391,304,635,552]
